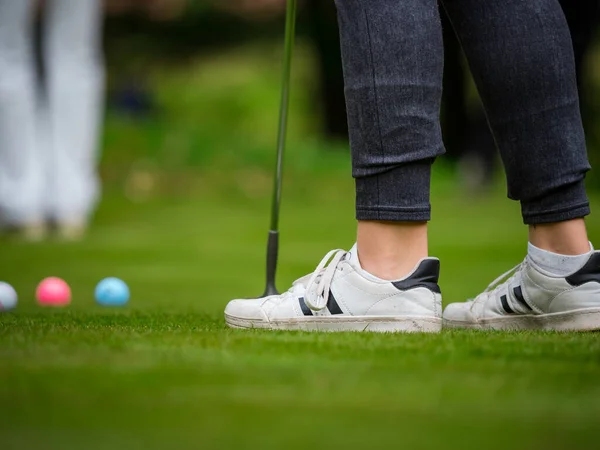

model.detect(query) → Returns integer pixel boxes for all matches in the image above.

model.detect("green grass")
[1,172,599,450]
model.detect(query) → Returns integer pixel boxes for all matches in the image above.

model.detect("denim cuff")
[355,161,433,222]
[521,179,591,225]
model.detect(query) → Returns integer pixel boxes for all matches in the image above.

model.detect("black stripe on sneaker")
[299,297,313,316]
[500,295,515,314]
[513,286,532,311]
[327,292,343,315]
[566,253,600,287]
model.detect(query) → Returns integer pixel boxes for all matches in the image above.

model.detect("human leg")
[441,0,599,330]
[337,0,445,278]
[224,0,445,332]
[0,0,45,234]
[442,0,590,228]
[43,0,104,234]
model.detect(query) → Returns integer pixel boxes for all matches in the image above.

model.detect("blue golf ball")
[95,278,130,306]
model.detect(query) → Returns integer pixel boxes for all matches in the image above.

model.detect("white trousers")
[0,0,104,224]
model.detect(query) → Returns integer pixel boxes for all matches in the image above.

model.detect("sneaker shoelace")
[470,259,526,308]
[288,249,347,311]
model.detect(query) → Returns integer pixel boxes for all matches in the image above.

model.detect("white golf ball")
[0,282,18,311]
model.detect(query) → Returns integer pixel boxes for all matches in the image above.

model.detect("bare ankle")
[357,221,428,280]
[529,219,590,255]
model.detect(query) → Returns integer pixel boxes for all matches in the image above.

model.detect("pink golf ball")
[36,277,72,307]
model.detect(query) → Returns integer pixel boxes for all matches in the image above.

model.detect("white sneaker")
[55,220,87,242]
[444,252,600,331]
[0,220,48,242]
[225,245,443,333]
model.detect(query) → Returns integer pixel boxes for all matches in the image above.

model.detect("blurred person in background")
[105,0,188,120]
[559,0,600,105]
[305,0,347,141]
[0,0,104,241]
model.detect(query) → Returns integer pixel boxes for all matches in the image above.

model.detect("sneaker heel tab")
[419,258,441,277]
[566,252,600,287]
[392,259,441,294]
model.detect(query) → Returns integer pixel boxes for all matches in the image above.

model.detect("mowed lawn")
[1,169,599,450]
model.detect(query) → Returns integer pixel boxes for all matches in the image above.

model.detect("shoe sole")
[225,314,442,333]
[444,307,600,331]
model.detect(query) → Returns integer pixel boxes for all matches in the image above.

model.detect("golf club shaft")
[263,0,298,297]
[271,0,297,232]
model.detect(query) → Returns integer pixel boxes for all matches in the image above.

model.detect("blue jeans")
[335,0,591,224]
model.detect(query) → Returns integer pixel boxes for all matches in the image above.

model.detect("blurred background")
[100,0,600,197]
[96,0,600,197]
[2,2,600,449]
[1,0,599,239]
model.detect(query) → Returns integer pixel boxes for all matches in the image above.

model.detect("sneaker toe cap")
[443,302,476,323]
[224,299,269,322]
